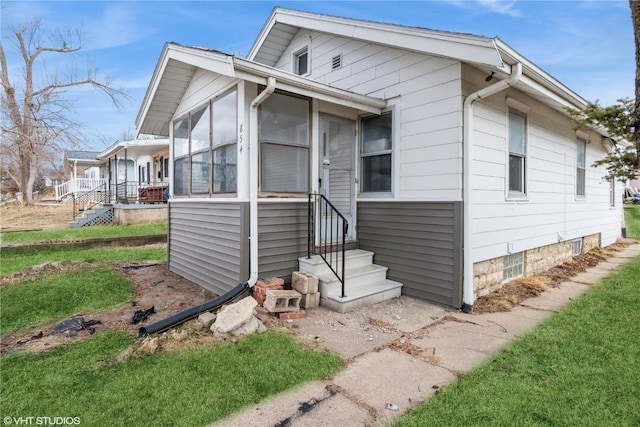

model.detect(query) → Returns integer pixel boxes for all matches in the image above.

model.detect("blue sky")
[1,0,634,151]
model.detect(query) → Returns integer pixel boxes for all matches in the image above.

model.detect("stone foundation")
[473,233,601,295]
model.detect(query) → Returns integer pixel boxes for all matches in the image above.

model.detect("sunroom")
[136,43,388,297]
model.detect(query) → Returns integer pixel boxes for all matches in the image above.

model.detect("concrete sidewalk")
[214,244,640,427]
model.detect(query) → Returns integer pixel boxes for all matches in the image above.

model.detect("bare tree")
[0,20,128,205]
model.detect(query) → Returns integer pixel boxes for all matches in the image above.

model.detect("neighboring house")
[59,138,170,203]
[135,8,622,310]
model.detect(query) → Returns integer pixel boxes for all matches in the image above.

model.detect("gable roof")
[136,43,387,136]
[248,7,589,115]
[249,7,505,69]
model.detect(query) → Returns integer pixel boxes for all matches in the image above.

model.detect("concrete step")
[321,279,403,313]
[317,264,388,296]
[298,249,374,276]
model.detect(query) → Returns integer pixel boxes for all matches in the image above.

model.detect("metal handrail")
[308,193,348,298]
[72,183,109,220]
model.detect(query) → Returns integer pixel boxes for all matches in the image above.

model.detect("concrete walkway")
[214,244,640,427]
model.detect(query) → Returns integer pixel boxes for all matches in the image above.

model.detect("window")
[576,137,586,197]
[503,252,524,281]
[360,112,392,193]
[294,47,308,75]
[146,162,151,184]
[163,158,169,178]
[610,178,615,207]
[212,90,237,193]
[259,92,309,192]
[171,87,237,196]
[572,239,583,256]
[508,109,527,196]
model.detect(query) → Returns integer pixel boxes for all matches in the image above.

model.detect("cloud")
[445,0,522,17]
[82,3,155,50]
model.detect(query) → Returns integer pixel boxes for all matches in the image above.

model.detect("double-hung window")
[508,109,527,197]
[360,112,392,193]
[576,137,586,197]
[259,92,310,193]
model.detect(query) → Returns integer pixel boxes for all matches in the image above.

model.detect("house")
[135,7,622,312]
[59,138,170,204]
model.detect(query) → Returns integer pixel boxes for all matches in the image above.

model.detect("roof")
[136,7,594,137]
[65,150,101,161]
[136,43,386,136]
[248,7,589,113]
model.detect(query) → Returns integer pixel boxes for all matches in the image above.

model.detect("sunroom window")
[360,112,392,193]
[259,92,309,193]
[171,87,237,196]
[576,137,586,197]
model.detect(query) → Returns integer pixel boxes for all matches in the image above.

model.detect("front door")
[320,114,356,241]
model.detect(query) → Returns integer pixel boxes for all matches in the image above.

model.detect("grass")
[0,246,167,275]
[1,267,134,335]
[625,204,640,239]
[0,330,341,426]
[0,222,167,245]
[396,257,640,427]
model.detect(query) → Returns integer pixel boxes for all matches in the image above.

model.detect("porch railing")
[55,178,108,201]
[308,193,348,298]
[72,183,109,220]
[113,181,168,204]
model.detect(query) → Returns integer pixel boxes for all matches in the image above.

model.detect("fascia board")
[247,8,280,60]
[256,8,503,68]
[136,43,172,133]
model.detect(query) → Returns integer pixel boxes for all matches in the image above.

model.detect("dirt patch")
[0,262,217,355]
[1,203,73,232]
[473,242,631,314]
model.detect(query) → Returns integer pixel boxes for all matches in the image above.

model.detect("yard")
[1,204,639,426]
[0,212,341,425]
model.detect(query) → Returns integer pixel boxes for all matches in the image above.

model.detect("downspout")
[462,62,522,313]
[246,76,276,288]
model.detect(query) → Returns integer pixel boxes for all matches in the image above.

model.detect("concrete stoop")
[298,249,402,313]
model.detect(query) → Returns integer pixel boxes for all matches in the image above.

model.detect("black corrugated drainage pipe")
[138,282,250,337]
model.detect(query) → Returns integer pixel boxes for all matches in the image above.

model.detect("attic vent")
[332,54,342,70]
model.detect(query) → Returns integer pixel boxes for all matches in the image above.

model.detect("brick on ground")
[278,310,306,320]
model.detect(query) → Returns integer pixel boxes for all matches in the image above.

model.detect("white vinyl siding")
[468,62,621,262]
[275,30,463,200]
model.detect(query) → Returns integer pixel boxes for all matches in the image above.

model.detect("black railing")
[72,183,109,220]
[308,193,348,298]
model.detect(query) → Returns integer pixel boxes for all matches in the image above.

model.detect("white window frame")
[507,108,528,199]
[576,136,587,198]
[359,111,393,195]
[293,46,309,76]
[610,178,616,207]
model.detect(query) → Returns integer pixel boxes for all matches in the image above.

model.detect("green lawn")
[1,222,167,245]
[0,330,341,426]
[625,204,640,239]
[1,267,134,335]
[0,246,167,275]
[397,257,640,427]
